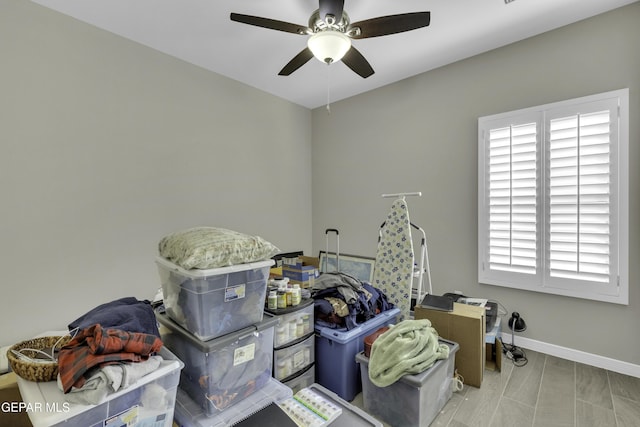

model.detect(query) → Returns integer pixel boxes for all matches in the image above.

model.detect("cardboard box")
[414,302,485,387]
[486,338,503,372]
[0,373,33,427]
[485,316,503,372]
[298,256,320,268]
[270,266,283,278]
[281,257,319,288]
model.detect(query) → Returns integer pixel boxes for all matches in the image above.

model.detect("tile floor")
[351,348,640,427]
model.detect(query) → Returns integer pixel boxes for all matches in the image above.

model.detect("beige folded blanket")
[368,319,449,387]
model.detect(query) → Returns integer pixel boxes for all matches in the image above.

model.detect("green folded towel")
[368,319,449,387]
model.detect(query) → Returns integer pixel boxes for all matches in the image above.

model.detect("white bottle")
[267,290,278,310]
[291,284,301,306]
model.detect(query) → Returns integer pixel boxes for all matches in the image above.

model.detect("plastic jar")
[267,291,278,310]
[291,284,301,306]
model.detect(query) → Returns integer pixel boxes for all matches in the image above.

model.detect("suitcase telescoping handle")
[324,228,340,273]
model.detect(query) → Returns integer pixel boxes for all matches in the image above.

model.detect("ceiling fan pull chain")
[326,63,331,114]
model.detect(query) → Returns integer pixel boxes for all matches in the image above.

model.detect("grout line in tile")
[607,370,620,427]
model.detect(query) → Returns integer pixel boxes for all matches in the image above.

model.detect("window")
[478,89,628,304]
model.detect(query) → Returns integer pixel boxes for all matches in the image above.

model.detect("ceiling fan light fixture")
[307,30,351,64]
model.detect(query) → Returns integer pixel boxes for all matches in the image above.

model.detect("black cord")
[465,298,528,367]
[490,299,529,368]
[504,342,528,367]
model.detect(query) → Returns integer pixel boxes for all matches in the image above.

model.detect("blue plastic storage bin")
[314,307,400,401]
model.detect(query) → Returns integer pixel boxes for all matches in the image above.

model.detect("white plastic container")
[283,364,315,395]
[156,256,273,341]
[273,334,315,381]
[17,346,183,427]
[266,298,314,348]
[355,339,459,427]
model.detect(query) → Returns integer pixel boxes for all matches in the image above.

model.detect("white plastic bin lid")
[315,308,400,344]
[155,257,274,279]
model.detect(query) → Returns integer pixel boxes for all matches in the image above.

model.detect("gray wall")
[1,0,637,371]
[311,3,640,366]
[0,0,312,346]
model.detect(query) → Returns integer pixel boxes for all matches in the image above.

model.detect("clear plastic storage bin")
[173,378,292,427]
[283,364,315,395]
[356,339,459,427]
[17,346,183,427]
[274,334,314,381]
[156,256,273,341]
[156,311,277,417]
[266,298,314,348]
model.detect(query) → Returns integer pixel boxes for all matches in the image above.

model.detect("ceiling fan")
[230,0,431,78]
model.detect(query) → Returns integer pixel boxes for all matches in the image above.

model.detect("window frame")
[478,89,629,305]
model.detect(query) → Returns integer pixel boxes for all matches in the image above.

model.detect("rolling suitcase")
[323,228,340,273]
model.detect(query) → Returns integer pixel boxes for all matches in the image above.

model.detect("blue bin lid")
[314,308,401,345]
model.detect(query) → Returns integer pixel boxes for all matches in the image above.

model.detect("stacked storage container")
[155,256,292,425]
[156,258,274,341]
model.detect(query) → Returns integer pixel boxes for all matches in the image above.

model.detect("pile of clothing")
[312,272,394,330]
[56,297,164,405]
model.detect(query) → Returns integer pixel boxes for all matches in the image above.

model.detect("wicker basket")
[8,336,71,382]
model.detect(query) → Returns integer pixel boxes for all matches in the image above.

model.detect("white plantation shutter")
[488,123,538,275]
[548,110,611,284]
[478,89,628,305]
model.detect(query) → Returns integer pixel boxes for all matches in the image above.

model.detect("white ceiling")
[32,0,637,109]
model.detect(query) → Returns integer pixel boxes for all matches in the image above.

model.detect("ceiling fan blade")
[278,48,315,76]
[349,12,431,39]
[230,13,309,35]
[341,46,374,78]
[319,0,345,24]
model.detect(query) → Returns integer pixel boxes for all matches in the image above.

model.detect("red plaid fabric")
[58,324,163,393]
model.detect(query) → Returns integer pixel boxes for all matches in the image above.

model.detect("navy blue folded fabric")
[313,274,395,330]
[68,297,160,337]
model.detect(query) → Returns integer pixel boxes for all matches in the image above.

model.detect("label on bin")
[292,349,306,370]
[105,405,138,426]
[233,343,256,366]
[225,283,246,302]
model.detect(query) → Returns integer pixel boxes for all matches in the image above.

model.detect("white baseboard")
[500,334,640,378]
